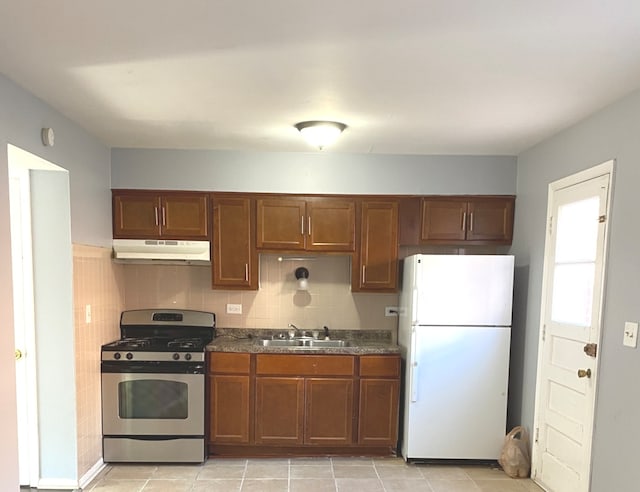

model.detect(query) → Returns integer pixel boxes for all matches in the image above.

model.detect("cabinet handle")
[301,216,305,235]
[461,211,467,231]
[162,207,166,226]
[244,264,249,282]
[154,207,159,226]
[469,212,474,231]
[362,265,366,284]
[308,216,311,236]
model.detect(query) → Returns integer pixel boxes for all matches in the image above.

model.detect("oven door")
[102,367,204,436]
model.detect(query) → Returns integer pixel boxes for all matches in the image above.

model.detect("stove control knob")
[184,353,192,361]
[113,352,121,360]
[126,352,133,360]
[173,353,180,360]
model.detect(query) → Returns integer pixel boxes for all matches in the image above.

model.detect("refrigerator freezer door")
[413,255,514,327]
[403,325,511,460]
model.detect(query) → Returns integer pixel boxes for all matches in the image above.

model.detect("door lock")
[583,343,597,357]
[577,368,592,378]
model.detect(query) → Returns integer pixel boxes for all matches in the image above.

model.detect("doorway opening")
[8,144,75,488]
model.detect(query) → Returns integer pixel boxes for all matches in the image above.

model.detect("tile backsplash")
[122,254,400,333]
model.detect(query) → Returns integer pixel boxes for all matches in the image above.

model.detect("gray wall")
[511,87,640,491]
[111,148,517,195]
[0,74,111,488]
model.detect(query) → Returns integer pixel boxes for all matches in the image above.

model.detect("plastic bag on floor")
[498,426,531,478]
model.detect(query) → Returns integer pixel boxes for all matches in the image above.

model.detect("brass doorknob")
[577,368,592,378]
[15,349,23,360]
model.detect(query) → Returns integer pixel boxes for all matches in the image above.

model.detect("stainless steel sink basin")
[259,339,303,347]
[258,338,351,348]
[308,339,350,348]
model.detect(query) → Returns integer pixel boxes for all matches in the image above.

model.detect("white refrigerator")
[399,254,514,461]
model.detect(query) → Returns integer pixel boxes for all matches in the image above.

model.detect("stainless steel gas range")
[101,309,215,463]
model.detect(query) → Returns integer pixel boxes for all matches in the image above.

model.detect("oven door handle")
[101,361,205,374]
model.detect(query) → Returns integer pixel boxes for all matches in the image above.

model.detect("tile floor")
[83,457,543,492]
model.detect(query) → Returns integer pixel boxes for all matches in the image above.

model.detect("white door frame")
[531,159,614,491]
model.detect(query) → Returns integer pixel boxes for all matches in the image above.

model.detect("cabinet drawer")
[359,355,401,378]
[209,352,251,374]
[256,355,355,376]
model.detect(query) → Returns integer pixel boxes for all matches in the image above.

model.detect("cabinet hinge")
[548,216,553,235]
[599,214,606,223]
[542,324,546,342]
[535,427,540,443]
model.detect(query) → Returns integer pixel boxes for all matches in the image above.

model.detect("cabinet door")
[161,194,209,238]
[358,379,400,446]
[209,375,250,443]
[354,200,398,292]
[256,198,306,250]
[306,199,355,252]
[466,197,514,243]
[113,193,161,238]
[305,378,354,445]
[254,377,304,445]
[420,198,467,242]
[212,196,257,289]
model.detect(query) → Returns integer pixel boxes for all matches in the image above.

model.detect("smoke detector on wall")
[41,127,55,147]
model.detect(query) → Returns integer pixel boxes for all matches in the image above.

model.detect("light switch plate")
[623,321,638,348]
[226,303,242,315]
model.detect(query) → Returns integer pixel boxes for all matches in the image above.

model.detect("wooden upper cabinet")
[466,198,515,243]
[420,198,468,242]
[212,195,258,290]
[420,196,515,245]
[112,191,209,239]
[256,198,306,250]
[353,200,399,292]
[306,199,355,251]
[256,197,355,252]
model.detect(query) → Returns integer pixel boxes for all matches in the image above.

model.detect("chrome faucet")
[288,323,304,337]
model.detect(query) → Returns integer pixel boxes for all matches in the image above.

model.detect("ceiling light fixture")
[294,121,347,150]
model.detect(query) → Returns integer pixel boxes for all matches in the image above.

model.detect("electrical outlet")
[226,303,242,315]
[623,321,638,348]
[85,304,92,324]
[385,306,399,317]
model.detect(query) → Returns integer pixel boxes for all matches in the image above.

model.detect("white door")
[532,161,613,492]
[9,166,38,486]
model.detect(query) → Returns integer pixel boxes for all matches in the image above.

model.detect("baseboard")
[79,458,106,490]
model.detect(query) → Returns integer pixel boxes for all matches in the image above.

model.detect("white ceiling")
[2,1,640,155]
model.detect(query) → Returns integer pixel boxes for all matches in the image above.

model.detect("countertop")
[207,328,400,355]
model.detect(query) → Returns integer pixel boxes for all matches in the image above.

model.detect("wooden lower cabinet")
[358,379,399,445]
[358,355,401,447]
[305,378,354,445]
[208,352,400,456]
[208,353,251,444]
[209,375,250,443]
[254,377,304,445]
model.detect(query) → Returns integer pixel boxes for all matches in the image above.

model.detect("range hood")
[113,239,210,265]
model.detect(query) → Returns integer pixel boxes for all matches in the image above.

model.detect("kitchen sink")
[258,338,351,348]
[258,339,303,347]
[308,339,350,348]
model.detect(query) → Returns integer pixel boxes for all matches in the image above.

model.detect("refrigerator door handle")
[412,289,419,325]
[410,329,419,402]
[410,361,419,402]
